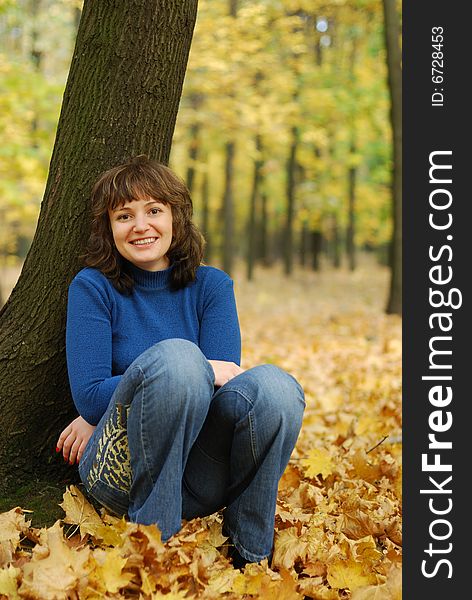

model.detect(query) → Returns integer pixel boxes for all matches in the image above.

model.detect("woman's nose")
[133,215,150,232]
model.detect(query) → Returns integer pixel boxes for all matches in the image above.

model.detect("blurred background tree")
[0,0,401,308]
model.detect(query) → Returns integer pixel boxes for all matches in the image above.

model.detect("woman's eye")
[150,207,162,215]
[117,214,130,221]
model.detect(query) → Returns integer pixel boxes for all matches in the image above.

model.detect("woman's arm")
[198,272,244,384]
[66,273,122,424]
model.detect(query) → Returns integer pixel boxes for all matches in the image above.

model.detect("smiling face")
[108,198,173,271]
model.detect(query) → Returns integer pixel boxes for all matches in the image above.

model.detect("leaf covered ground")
[0,261,401,599]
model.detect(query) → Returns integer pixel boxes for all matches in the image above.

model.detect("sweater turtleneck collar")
[125,261,173,290]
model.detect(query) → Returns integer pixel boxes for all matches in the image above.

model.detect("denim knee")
[243,364,305,430]
[132,338,215,411]
[248,362,303,399]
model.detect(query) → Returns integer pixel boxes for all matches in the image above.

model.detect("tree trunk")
[221,0,238,275]
[311,230,322,271]
[284,126,298,276]
[30,0,42,148]
[332,213,341,268]
[246,135,263,281]
[346,138,357,271]
[383,0,402,315]
[0,0,198,490]
[185,123,200,195]
[201,167,212,265]
[185,95,203,195]
[299,223,308,267]
[221,141,235,275]
[257,191,269,266]
[346,33,358,272]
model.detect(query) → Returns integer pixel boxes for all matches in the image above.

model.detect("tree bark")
[332,213,341,268]
[299,223,308,267]
[383,0,402,315]
[257,191,269,266]
[30,0,42,148]
[185,94,203,195]
[221,0,238,275]
[201,167,212,265]
[284,126,298,276]
[185,123,200,195]
[221,141,235,275]
[311,230,322,271]
[0,0,198,490]
[246,135,263,281]
[346,35,358,272]
[346,138,357,271]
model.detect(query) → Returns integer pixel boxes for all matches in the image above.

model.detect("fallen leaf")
[301,448,335,479]
[59,485,104,539]
[19,521,90,599]
[0,565,20,599]
[89,547,134,594]
[0,508,30,567]
[272,527,307,569]
[351,566,401,600]
[327,559,378,591]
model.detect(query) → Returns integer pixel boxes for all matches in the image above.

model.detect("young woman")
[56,155,305,567]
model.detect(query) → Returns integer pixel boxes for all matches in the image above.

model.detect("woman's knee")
[135,339,213,386]
[244,364,305,422]
[130,339,214,411]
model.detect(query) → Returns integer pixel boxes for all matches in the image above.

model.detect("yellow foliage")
[0,565,20,600]
[19,521,90,599]
[301,448,335,479]
[0,508,31,567]
[88,547,134,595]
[327,558,378,591]
[59,485,106,541]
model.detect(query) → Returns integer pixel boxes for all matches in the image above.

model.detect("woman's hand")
[56,416,96,465]
[208,360,244,387]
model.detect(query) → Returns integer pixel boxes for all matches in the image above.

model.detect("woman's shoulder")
[70,267,113,295]
[195,265,233,287]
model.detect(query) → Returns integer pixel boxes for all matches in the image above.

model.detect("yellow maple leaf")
[139,567,158,596]
[59,485,105,539]
[0,507,31,566]
[19,521,90,600]
[272,527,307,569]
[122,522,165,559]
[327,559,378,591]
[93,547,134,594]
[353,537,383,563]
[0,565,20,599]
[301,448,334,479]
[351,566,401,600]
[349,449,382,483]
[340,506,383,540]
[267,568,303,599]
[232,570,271,595]
[206,520,228,548]
[207,566,239,595]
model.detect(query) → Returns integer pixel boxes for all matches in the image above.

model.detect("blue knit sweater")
[66,263,241,425]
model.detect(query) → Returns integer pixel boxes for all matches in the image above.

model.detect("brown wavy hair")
[83,155,205,293]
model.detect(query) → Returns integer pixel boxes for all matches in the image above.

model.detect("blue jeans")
[78,339,305,562]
